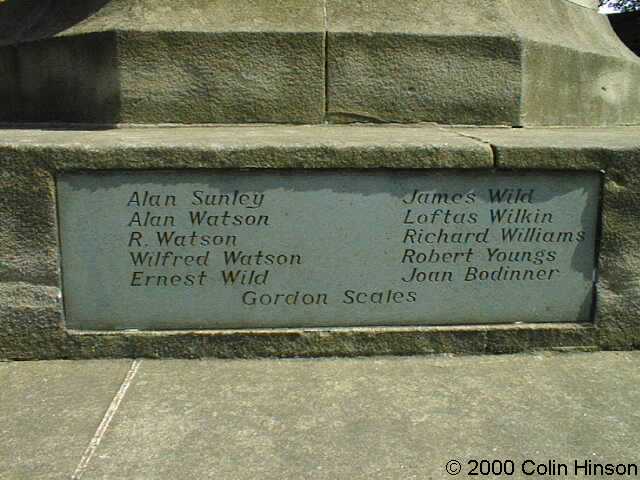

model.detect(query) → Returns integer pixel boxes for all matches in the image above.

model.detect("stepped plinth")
[0,0,638,125]
[2,1,640,360]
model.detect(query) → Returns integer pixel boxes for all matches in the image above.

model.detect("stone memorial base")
[1,124,639,359]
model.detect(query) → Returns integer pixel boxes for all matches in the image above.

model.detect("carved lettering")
[57,171,601,329]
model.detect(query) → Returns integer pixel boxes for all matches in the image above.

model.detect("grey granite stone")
[56,170,600,330]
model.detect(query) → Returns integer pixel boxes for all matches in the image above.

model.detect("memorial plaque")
[57,170,601,330]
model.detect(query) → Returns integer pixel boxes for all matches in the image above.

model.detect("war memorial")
[2,0,640,359]
[2,1,640,479]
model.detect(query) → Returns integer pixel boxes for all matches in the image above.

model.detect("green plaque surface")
[57,170,601,330]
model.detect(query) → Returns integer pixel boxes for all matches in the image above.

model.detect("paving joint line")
[70,359,142,480]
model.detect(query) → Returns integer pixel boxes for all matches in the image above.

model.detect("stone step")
[0,124,639,359]
[1,0,639,126]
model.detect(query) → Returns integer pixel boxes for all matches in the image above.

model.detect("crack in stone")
[70,359,142,480]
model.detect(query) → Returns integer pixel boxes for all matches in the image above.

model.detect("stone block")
[56,170,600,330]
[0,163,58,285]
[327,0,640,126]
[0,0,325,124]
[2,0,639,126]
[327,33,522,124]
[1,125,639,358]
[114,31,324,124]
[456,126,640,349]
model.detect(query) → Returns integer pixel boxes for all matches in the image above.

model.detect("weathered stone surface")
[0,0,325,124]
[0,0,111,45]
[0,359,132,480]
[327,32,522,124]
[456,126,640,349]
[1,125,640,358]
[326,0,523,125]
[1,0,638,125]
[0,165,57,286]
[115,31,324,124]
[565,0,598,8]
[0,125,492,169]
[519,11,640,126]
[327,0,640,126]
[61,0,324,34]
[0,283,65,361]
[16,32,121,126]
[0,124,490,293]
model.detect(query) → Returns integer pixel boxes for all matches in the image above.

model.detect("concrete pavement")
[1,352,639,479]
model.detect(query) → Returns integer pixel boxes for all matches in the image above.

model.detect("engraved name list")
[57,170,600,330]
